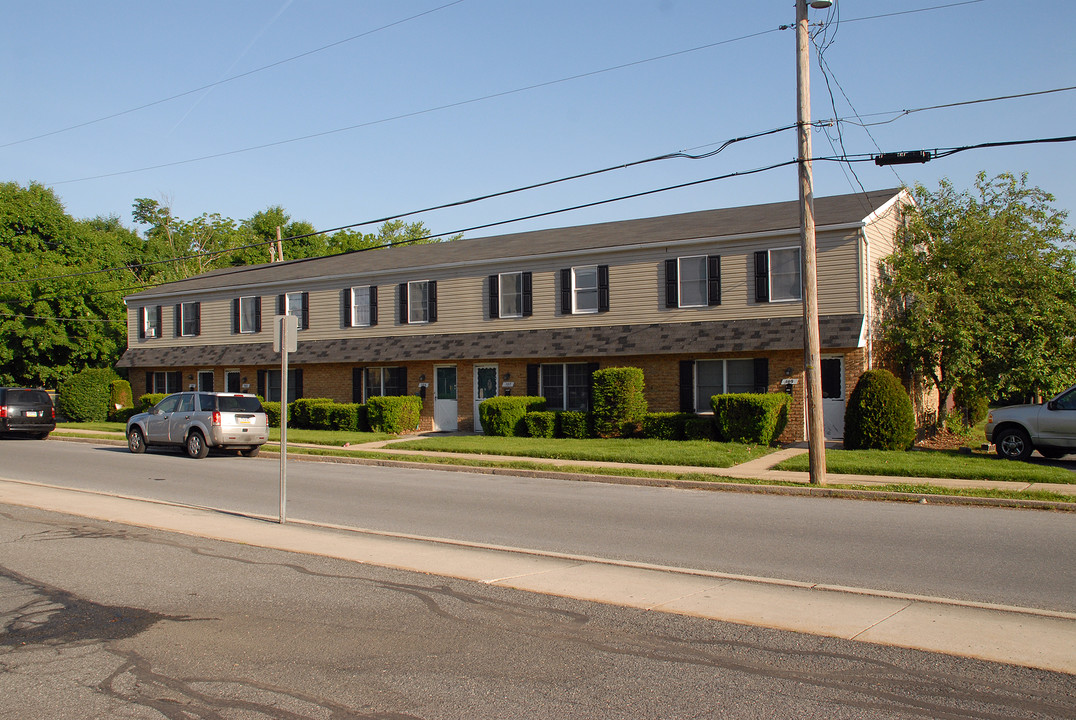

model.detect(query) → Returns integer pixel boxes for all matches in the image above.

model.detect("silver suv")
[985,384,1076,461]
[126,392,268,459]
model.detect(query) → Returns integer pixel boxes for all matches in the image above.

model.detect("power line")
[830,85,1076,128]
[0,0,468,149]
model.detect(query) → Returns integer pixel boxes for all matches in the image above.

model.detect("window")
[177,301,200,337]
[364,367,408,400]
[488,272,532,319]
[225,370,241,393]
[151,371,181,394]
[755,248,801,302]
[539,363,593,411]
[197,370,214,391]
[286,292,308,330]
[398,281,437,324]
[347,286,377,327]
[234,296,261,334]
[666,256,721,308]
[683,359,767,412]
[140,306,161,339]
[259,369,303,403]
[560,265,609,314]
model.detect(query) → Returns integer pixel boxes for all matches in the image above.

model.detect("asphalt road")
[5,438,1076,612]
[2,503,1073,720]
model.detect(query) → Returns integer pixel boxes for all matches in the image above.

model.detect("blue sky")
[3,0,1074,243]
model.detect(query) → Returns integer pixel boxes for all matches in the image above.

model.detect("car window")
[155,395,181,414]
[217,396,263,413]
[176,394,195,412]
[1054,388,1076,411]
[198,394,217,412]
[7,389,51,405]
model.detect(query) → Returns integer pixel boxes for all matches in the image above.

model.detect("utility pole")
[797,0,829,485]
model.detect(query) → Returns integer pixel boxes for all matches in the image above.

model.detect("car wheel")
[1037,448,1067,459]
[995,427,1033,461]
[127,427,146,454]
[186,430,209,459]
[240,446,261,458]
[35,432,50,440]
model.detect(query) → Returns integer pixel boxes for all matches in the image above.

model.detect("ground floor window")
[685,358,768,413]
[259,369,303,403]
[225,370,241,393]
[540,363,592,411]
[364,367,407,400]
[151,371,181,394]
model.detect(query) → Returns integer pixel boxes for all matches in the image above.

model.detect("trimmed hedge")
[57,368,118,422]
[290,397,335,429]
[641,412,693,440]
[844,369,915,450]
[263,402,281,427]
[524,411,557,438]
[324,403,368,432]
[591,367,647,438]
[138,393,168,411]
[711,393,790,445]
[557,410,591,439]
[684,416,715,441]
[367,395,422,434]
[479,396,546,436]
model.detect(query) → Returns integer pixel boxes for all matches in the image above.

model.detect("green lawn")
[56,423,395,446]
[387,436,773,468]
[776,448,1076,484]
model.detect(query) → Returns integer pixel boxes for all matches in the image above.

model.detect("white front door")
[821,356,845,440]
[433,365,458,432]
[474,365,499,432]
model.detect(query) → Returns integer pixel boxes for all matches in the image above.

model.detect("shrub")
[57,368,118,422]
[367,395,422,434]
[137,393,168,411]
[954,384,990,428]
[684,416,715,440]
[557,410,591,439]
[263,402,281,427]
[479,396,546,436]
[711,393,790,445]
[641,412,691,440]
[325,403,367,432]
[290,398,335,429]
[110,379,133,410]
[109,407,139,423]
[524,411,556,438]
[591,367,647,438]
[844,369,916,450]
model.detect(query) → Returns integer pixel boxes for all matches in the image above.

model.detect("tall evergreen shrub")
[844,369,916,450]
[57,368,118,422]
[591,367,647,438]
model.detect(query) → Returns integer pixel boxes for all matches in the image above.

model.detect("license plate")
[238,416,252,424]
[25,411,39,418]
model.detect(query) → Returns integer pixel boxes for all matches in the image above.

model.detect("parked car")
[0,387,56,439]
[985,384,1076,461]
[126,392,268,459]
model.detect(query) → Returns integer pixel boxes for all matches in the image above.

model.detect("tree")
[0,182,134,387]
[879,172,1076,425]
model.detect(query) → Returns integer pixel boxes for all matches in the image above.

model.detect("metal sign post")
[273,314,298,523]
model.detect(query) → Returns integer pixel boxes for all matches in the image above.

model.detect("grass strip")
[776,448,1075,485]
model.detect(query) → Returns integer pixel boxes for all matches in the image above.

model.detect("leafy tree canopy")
[879,172,1076,422]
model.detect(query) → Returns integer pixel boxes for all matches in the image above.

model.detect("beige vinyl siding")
[126,229,866,347]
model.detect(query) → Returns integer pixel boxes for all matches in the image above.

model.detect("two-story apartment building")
[116,188,912,441]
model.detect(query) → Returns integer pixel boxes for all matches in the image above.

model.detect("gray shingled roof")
[125,189,901,299]
[116,314,865,367]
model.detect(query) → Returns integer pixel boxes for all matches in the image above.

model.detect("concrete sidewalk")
[0,474,1073,675]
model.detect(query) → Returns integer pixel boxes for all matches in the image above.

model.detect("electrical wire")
[0,0,468,149]
[829,86,1076,128]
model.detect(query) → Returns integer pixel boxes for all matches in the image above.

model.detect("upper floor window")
[346,286,377,327]
[235,296,261,334]
[488,272,532,319]
[560,265,609,315]
[176,301,200,337]
[755,247,801,303]
[398,280,437,324]
[666,256,721,308]
[275,292,309,329]
[140,305,162,339]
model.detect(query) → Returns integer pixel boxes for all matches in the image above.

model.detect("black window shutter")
[277,294,286,315]
[155,306,162,335]
[294,369,303,399]
[399,367,408,396]
[679,360,696,412]
[754,251,769,302]
[352,368,363,404]
[145,371,152,394]
[526,364,539,396]
[169,371,181,391]
[369,286,378,326]
[665,259,678,308]
[300,292,309,330]
[398,283,408,324]
[488,275,499,319]
[428,281,437,322]
[707,255,721,306]
[256,370,266,399]
[342,288,351,327]
[254,297,262,332]
[560,269,571,315]
[753,358,769,394]
[174,304,181,337]
[232,299,239,334]
[597,265,609,312]
[138,308,146,339]
[194,302,201,335]
[522,271,533,317]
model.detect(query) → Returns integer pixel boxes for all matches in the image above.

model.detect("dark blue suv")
[0,387,56,439]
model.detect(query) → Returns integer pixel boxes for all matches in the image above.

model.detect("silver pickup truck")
[985,384,1076,461]
[126,391,268,459]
